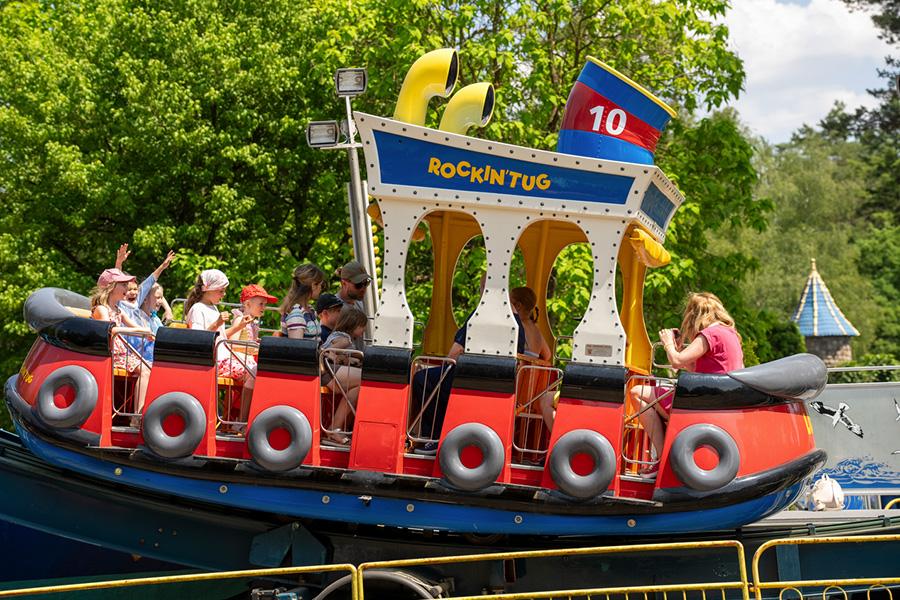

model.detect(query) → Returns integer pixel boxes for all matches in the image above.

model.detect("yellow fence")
[0,563,358,599]
[356,540,749,600]
[751,534,900,600]
[2,535,899,599]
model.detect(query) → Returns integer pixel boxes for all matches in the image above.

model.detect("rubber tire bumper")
[549,429,616,499]
[35,365,99,429]
[669,423,740,491]
[248,406,312,472]
[439,423,505,492]
[142,392,207,459]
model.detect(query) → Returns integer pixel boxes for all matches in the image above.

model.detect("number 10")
[589,106,627,136]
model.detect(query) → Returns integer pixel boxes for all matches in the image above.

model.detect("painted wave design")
[819,456,900,487]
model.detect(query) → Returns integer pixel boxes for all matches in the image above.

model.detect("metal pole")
[343,96,379,326]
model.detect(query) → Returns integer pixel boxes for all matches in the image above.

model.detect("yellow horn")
[438,82,495,135]
[393,48,459,126]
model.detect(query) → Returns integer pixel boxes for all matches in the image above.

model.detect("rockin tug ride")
[6,50,830,551]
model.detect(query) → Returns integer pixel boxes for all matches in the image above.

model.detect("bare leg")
[631,385,665,460]
[135,367,151,415]
[539,392,556,429]
[239,376,255,423]
[328,366,361,435]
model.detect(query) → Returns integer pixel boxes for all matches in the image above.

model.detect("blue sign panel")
[640,182,675,229]
[374,131,634,205]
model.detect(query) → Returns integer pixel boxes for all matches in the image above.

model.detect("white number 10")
[589,106,627,136]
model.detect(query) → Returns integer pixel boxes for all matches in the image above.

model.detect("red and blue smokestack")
[558,57,676,165]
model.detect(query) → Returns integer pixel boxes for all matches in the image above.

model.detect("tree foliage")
[0,0,781,391]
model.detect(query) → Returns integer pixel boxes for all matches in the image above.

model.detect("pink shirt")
[695,325,744,374]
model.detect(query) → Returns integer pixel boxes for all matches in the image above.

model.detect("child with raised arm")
[90,269,153,423]
[114,244,176,362]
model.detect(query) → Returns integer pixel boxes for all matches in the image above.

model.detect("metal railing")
[110,330,154,427]
[320,346,364,446]
[407,356,456,448]
[215,338,259,434]
[0,563,358,599]
[622,374,676,478]
[751,535,900,600]
[357,540,749,600]
[512,361,562,466]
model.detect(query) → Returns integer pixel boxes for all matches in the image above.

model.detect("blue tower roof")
[792,259,859,337]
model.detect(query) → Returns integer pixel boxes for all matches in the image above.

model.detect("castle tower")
[792,259,859,366]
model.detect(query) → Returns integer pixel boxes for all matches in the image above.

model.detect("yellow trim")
[628,228,671,268]
[586,56,677,119]
[886,498,900,509]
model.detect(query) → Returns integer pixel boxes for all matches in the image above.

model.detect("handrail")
[827,365,900,373]
[751,535,900,600]
[0,564,358,599]
[407,355,456,445]
[356,539,748,600]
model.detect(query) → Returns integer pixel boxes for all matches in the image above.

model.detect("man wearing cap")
[337,260,371,314]
[315,293,344,345]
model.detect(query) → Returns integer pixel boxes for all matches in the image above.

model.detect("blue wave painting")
[819,456,900,488]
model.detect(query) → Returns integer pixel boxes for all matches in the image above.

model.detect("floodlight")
[335,68,368,97]
[306,120,340,148]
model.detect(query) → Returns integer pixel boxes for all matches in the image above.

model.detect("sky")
[723,0,893,142]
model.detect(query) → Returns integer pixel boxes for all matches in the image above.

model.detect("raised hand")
[115,243,131,270]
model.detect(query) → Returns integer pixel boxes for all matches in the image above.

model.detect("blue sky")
[723,0,892,142]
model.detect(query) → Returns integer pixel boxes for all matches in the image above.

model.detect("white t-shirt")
[187,302,229,361]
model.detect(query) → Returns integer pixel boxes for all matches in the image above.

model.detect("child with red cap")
[232,284,278,343]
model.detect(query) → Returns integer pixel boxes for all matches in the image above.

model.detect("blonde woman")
[633,292,744,471]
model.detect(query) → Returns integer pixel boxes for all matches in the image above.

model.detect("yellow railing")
[357,540,749,600]
[6,535,900,599]
[0,563,358,599]
[751,535,900,600]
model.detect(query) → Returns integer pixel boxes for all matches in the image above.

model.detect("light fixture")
[335,68,368,97]
[306,120,340,148]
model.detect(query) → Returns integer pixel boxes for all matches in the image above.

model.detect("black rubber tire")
[669,423,740,491]
[35,365,98,429]
[248,406,312,472]
[142,392,207,459]
[549,429,616,499]
[439,423,504,492]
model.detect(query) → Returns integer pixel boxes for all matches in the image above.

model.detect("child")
[280,264,325,339]
[140,283,174,335]
[185,270,256,428]
[232,284,277,343]
[90,268,153,423]
[314,293,344,344]
[320,306,367,443]
[115,246,176,362]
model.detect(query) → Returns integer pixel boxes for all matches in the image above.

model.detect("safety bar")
[109,330,154,425]
[320,347,365,445]
[512,362,562,465]
[623,373,676,477]
[407,355,456,446]
[214,338,259,432]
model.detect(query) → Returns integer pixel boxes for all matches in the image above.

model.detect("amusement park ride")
[1,49,858,583]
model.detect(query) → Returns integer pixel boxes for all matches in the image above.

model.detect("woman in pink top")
[632,292,744,473]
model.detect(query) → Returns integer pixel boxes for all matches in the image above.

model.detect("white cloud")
[723,0,892,142]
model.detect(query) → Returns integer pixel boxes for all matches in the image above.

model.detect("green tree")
[0,0,760,400]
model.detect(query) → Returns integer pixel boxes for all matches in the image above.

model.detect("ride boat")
[5,49,828,538]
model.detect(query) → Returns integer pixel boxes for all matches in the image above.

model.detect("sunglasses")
[352,279,371,290]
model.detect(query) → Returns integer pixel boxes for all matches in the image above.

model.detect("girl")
[140,283,174,335]
[631,292,745,473]
[320,306,367,444]
[185,270,256,427]
[91,268,153,422]
[510,287,552,361]
[280,264,326,339]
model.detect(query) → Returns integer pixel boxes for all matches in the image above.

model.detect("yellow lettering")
[508,171,522,189]
[457,161,470,177]
[440,162,456,178]
[536,173,551,190]
[427,157,441,175]
[521,174,536,191]
[470,166,484,183]
[489,168,505,186]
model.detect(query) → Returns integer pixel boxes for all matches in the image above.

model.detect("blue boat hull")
[15,420,803,537]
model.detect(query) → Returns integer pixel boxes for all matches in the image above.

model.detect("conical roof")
[792,259,859,337]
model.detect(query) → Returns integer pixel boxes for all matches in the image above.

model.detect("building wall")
[805,336,853,366]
